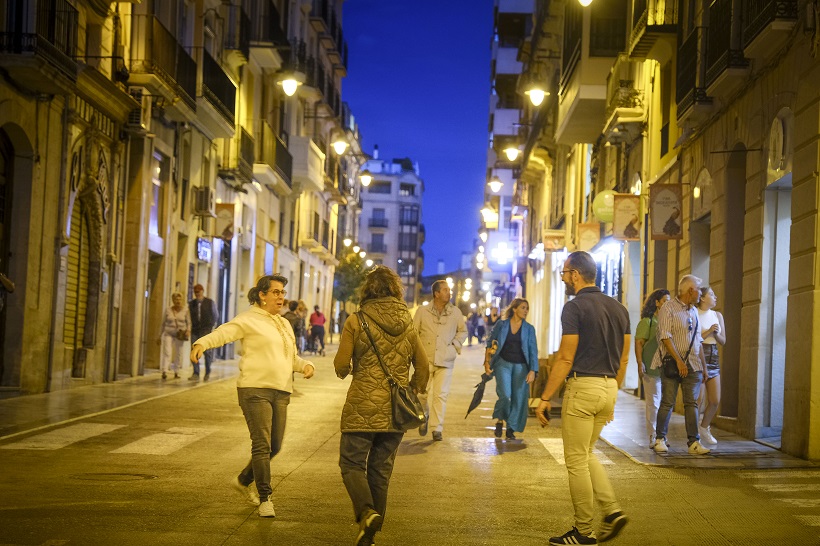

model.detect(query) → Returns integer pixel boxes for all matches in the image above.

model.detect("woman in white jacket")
[190,274,315,518]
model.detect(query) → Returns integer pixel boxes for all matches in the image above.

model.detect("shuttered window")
[64,200,89,377]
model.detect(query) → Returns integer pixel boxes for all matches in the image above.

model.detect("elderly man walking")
[536,251,630,545]
[652,275,711,455]
[189,284,218,381]
[413,280,467,441]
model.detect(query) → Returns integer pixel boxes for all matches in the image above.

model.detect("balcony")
[705,0,750,97]
[224,4,251,64]
[301,212,322,252]
[676,27,713,124]
[742,0,798,64]
[254,123,293,195]
[629,0,678,62]
[368,243,388,254]
[419,224,426,244]
[310,0,349,75]
[603,54,646,142]
[197,49,236,139]
[0,0,78,94]
[290,135,326,193]
[129,15,197,119]
[556,0,627,144]
[220,127,254,184]
[324,154,347,204]
[248,0,288,69]
[368,218,389,229]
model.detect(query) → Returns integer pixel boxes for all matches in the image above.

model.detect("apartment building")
[0,0,359,395]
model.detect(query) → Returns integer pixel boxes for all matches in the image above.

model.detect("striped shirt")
[650,297,704,373]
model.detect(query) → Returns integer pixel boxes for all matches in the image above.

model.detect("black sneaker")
[505,427,516,440]
[598,511,627,542]
[494,422,503,438]
[355,509,382,546]
[549,527,597,545]
[418,417,428,436]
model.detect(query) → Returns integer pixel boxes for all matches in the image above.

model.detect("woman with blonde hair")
[159,291,191,380]
[698,286,725,446]
[190,275,315,518]
[483,298,539,439]
[334,265,429,545]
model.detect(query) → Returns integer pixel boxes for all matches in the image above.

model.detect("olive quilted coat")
[333,297,430,433]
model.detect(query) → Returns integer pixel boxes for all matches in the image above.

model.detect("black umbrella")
[465,372,494,418]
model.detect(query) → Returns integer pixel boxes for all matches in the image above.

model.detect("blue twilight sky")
[342,0,494,275]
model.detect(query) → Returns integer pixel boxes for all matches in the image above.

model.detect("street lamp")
[503,146,520,161]
[352,245,360,253]
[488,177,504,193]
[359,250,366,258]
[359,169,373,187]
[332,136,349,156]
[578,0,593,5]
[479,231,488,243]
[524,86,549,106]
[343,237,352,247]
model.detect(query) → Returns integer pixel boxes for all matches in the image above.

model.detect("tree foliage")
[333,252,367,304]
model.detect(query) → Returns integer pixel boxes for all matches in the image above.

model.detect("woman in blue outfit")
[483,298,539,439]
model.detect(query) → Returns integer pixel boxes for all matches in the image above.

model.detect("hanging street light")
[524,86,549,106]
[343,237,352,247]
[332,137,350,156]
[359,169,373,186]
[488,177,504,193]
[503,146,520,161]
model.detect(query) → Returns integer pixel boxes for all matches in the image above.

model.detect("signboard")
[649,184,683,240]
[197,237,213,262]
[592,189,616,222]
[577,223,601,252]
[215,203,235,240]
[613,195,642,241]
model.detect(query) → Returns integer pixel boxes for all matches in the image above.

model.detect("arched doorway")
[722,145,746,418]
[0,131,12,385]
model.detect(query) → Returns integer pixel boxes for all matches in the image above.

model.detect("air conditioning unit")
[126,86,152,131]
[192,187,216,217]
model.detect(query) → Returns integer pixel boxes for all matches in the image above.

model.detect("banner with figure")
[613,195,642,241]
[215,203,235,241]
[649,184,683,240]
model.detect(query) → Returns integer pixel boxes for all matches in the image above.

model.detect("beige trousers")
[418,365,454,432]
[561,376,621,536]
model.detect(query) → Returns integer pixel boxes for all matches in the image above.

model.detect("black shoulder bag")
[356,312,425,432]
[662,317,698,379]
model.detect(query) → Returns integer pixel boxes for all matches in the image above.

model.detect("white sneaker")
[699,426,718,445]
[648,434,656,448]
[653,438,669,453]
[258,498,275,518]
[688,440,711,455]
[231,476,260,506]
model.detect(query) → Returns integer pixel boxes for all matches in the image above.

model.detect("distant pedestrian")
[188,284,218,381]
[634,289,671,447]
[283,300,305,345]
[334,265,429,546]
[486,306,500,332]
[297,300,309,352]
[309,305,327,356]
[159,292,191,380]
[484,298,538,439]
[413,280,467,441]
[536,251,630,545]
[190,275,315,518]
[466,312,480,346]
[652,275,710,456]
[698,286,725,446]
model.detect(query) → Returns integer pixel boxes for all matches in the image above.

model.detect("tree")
[333,252,367,305]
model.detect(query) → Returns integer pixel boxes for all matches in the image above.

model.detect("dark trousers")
[237,388,290,501]
[192,331,212,375]
[339,431,403,523]
[310,325,325,350]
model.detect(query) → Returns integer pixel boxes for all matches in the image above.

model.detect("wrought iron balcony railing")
[705,0,749,87]
[742,0,798,48]
[225,4,251,60]
[200,49,236,125]
[368,218,389,228]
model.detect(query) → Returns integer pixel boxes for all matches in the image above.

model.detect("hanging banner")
[215,203,235,240]
[649,184,683,240]
[577,223,601,252]
[613,195,642,241]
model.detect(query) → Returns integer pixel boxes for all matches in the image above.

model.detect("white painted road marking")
[538,438,613,465]
[739,470,820,480]
[777,498,820,508]
[110,427,217,455]
[754,484,820,493]
[794,515,820,526]
[0,423,125,450]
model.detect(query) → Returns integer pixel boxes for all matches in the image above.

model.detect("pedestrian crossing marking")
[777,498,820,508]
[538,438,614,466]
[0,423,125,450]
[754,484,820,493]
[795,515,820,526]
[110,427,217,455]
[739,471,820,480]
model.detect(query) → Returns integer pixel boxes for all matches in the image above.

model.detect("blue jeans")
[237,388,290,501]
[339,432,403,524]
[191,331,212,375]
[656,370,703,446]
[492,358,530,432]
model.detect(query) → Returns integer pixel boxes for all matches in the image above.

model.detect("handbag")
[357,312,425,432]
[661,317,698,379]
[174,316,190,341]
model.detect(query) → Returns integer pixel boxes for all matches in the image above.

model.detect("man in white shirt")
[413,280,467,441]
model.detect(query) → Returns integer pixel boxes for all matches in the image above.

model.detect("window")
[373,208,385,219]
[369,181,391,194]
[399,183,415,196]
[399,232,418,251]
[400,206,419,225]
[149,153,167,237]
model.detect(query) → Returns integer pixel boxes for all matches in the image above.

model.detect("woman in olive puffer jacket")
[334,265,429,546]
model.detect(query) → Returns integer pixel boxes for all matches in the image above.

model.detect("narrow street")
[1,345,818,545]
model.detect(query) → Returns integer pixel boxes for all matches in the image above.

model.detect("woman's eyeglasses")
[267,289,287,297]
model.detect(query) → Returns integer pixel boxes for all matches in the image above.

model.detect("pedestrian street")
[0,344,819,545]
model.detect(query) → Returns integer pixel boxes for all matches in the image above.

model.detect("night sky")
[342,0,494,275]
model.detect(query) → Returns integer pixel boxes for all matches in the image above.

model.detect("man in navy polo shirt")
[537,251,630,545]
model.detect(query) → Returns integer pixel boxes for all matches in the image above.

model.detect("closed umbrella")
[465,372,494,418]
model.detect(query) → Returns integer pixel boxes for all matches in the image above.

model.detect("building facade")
[0,0,359,395]
[358,152,424,305]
